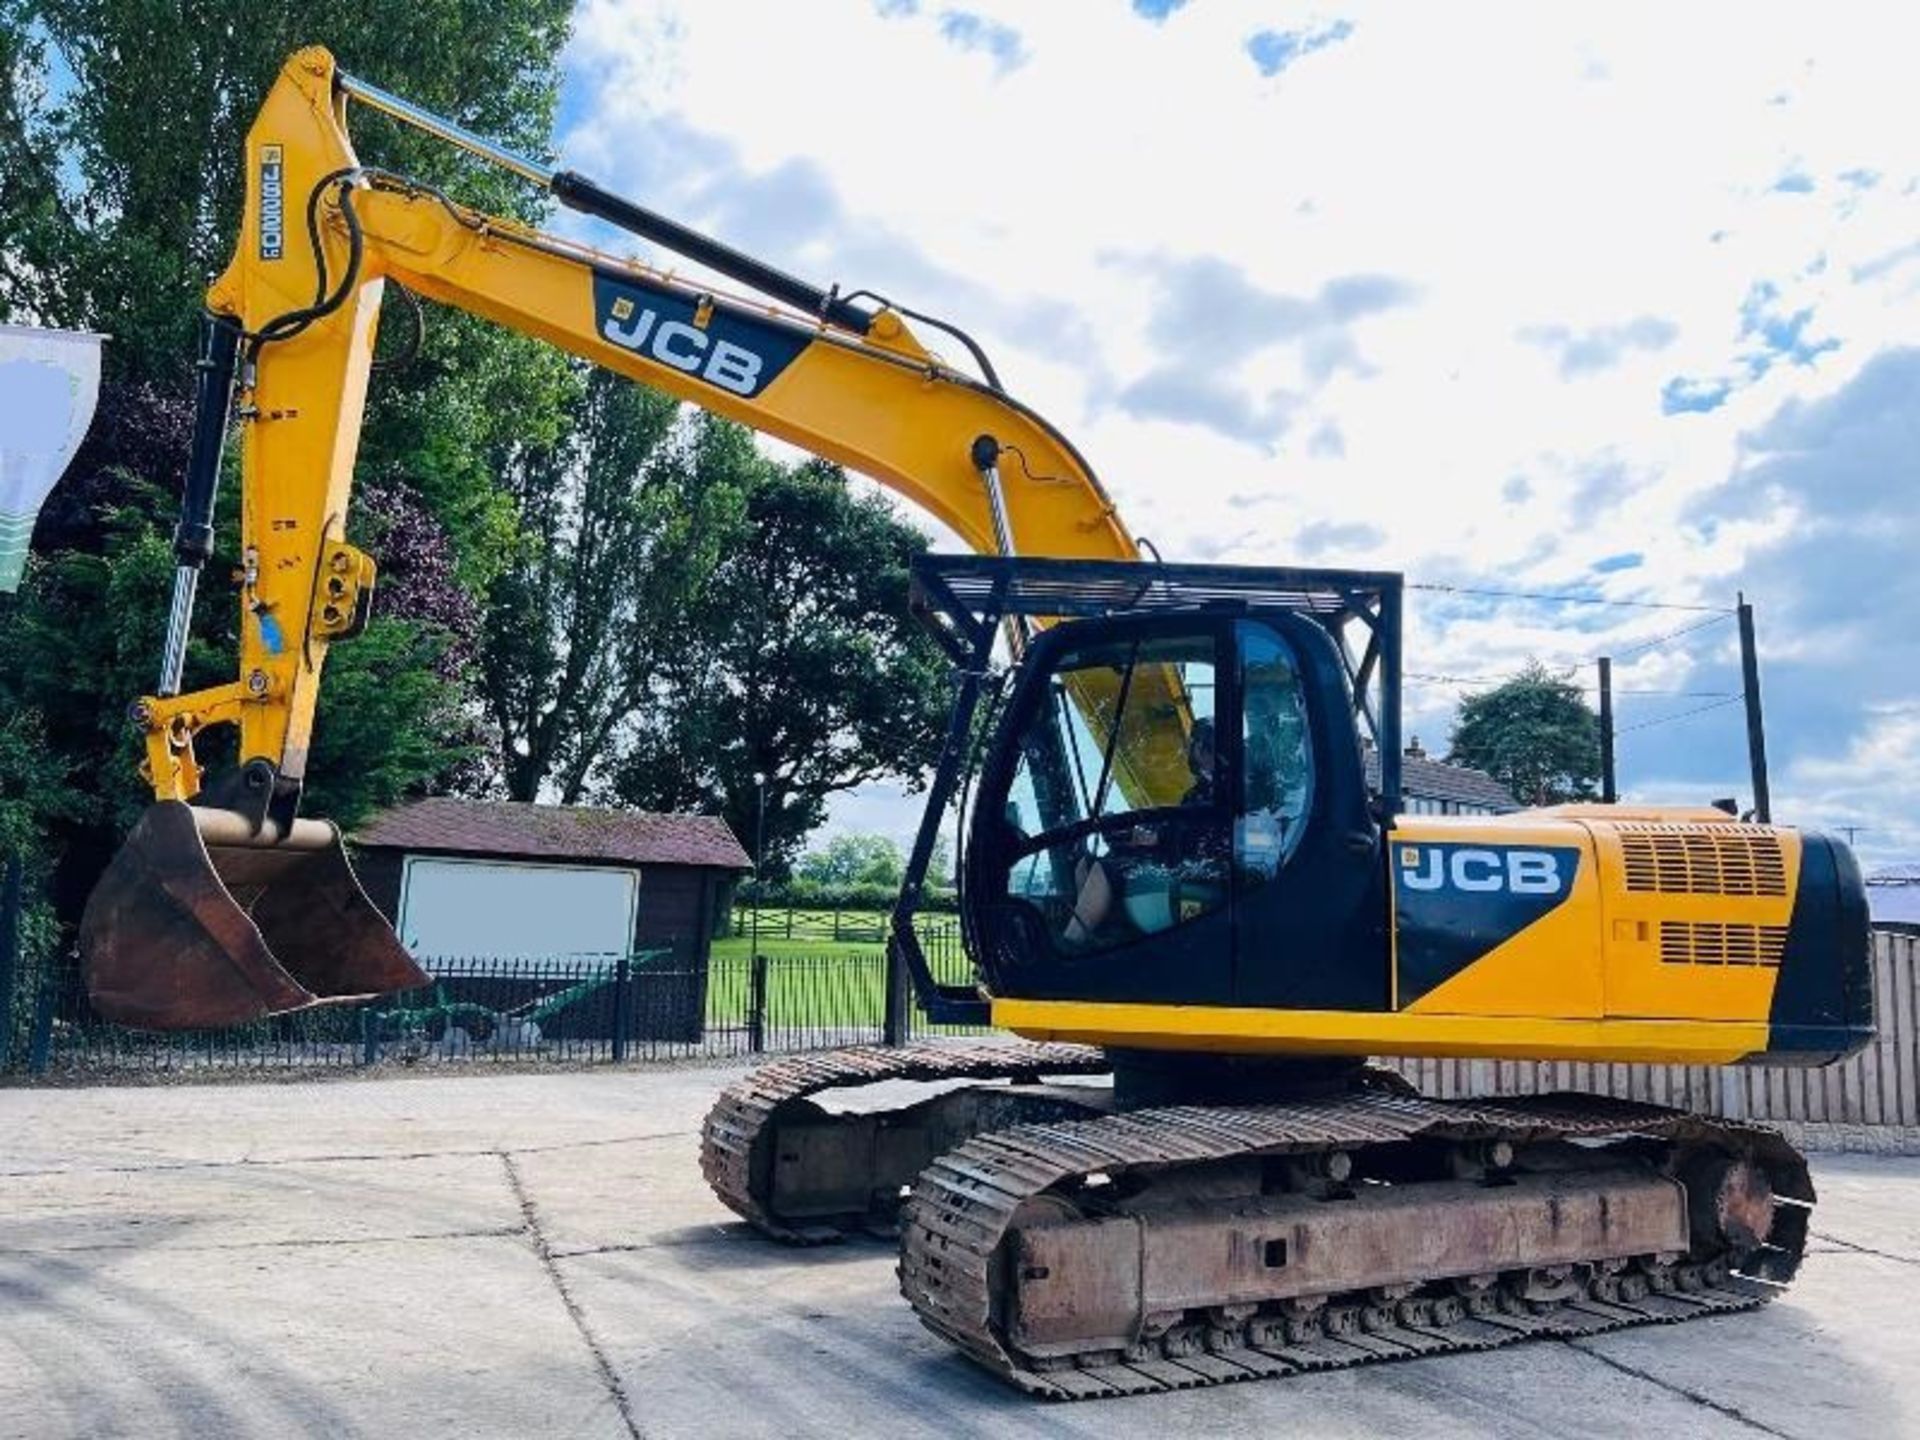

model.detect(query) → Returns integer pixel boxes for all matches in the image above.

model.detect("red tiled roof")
[354,797,750,870]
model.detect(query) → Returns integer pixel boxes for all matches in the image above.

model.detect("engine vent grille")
[1617,827,1787,897]
[1659,921,1788,967]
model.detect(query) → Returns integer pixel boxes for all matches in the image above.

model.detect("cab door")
[1228,615,1389,1012]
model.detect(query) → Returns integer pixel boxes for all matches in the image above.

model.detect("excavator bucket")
[81,801,429,1031]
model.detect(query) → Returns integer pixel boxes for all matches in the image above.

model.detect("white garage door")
[397,857,639,962]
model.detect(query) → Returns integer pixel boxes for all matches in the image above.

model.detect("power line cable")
[1406,671,1737,698]
[1613,695,1745,735]
[1609,611,1734,660]
[1615,687,1738,698]
[1408,581,1732,614]
[1403,587,1748,729]
[1403,593,1737,678]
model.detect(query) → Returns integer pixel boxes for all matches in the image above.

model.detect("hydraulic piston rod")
[158,314,242,697]
[336,69,875,333]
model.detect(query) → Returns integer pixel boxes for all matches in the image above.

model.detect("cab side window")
[1236,622,1313,885]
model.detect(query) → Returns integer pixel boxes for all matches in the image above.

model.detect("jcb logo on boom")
[1398,844,1568,896]
[603,296,766,395]
[591,275,806,399]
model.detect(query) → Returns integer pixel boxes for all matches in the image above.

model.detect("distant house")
[1365,738,1520,817]
[1867,865,1920,933]
[352,797,750,965]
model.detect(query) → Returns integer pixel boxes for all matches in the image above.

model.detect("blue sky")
[554,2,1920,864]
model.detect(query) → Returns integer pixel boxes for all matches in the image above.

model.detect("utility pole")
[1736,594,1771,823]
[1597,656,1617,804]
[751,772,768,954]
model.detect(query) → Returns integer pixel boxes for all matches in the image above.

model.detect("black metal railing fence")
[4,923,987,1079]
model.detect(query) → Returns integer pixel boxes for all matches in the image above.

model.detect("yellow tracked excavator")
[83,50,1872,1398]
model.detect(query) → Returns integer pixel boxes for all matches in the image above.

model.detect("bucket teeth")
[80,800,428,1031]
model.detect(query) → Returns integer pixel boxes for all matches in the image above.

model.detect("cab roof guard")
[907,554,1405,808]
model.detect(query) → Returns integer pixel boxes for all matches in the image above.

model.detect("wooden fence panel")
[1894,940,1917,1124]
[1901,943,1914,1123]
[1387,931,1919,1129]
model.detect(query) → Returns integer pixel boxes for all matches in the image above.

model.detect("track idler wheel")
[1683,1154,1778,1255]
[80,800,428,1030]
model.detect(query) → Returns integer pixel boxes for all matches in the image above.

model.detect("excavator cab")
[892,553,1403,1026]
[966,606,1388,1010]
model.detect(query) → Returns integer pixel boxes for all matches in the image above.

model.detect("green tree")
[1447,659,1601,806]
[1,2,574,380]
[0,0,582,578]
[482,380,747,802]
[797,834,906,889]
[924,834,955,891]
[0,4,576,919]
[607,438,952,876]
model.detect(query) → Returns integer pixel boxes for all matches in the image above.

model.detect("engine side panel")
[993,809,1872,1066]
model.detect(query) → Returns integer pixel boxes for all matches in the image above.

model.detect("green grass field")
[705,949,891,1030]
[702,909,968,1030]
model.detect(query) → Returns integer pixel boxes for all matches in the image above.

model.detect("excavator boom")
[82,47,1136,1029]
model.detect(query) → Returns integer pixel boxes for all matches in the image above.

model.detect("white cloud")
[558,1,1920,860]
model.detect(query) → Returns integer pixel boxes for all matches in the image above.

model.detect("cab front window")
[1001,631,1229,955]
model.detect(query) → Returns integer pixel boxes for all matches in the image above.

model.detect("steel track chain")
[700,1041,1109,1241]
[898,1091,1813,1399]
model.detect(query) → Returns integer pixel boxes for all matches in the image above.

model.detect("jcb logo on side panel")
[1397,844,1569,895]
[1391,840,1585,1009]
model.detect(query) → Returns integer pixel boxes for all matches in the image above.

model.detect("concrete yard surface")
[2,1064,1915,1439]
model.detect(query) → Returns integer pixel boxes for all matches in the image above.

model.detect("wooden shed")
[352,796,750,966]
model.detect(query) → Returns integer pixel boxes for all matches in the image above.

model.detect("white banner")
[0,323,105,592]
